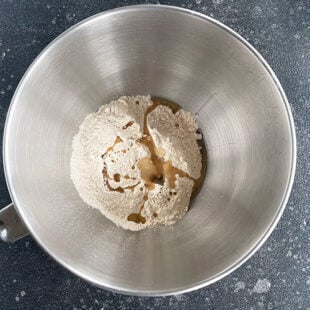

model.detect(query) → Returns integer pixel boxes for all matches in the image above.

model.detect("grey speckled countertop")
[0,0,309,309]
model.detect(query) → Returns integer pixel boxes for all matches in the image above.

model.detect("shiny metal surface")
[0,203,29,242]
[3,5,295,295]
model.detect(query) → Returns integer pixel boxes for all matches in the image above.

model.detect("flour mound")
[71,95,202,231]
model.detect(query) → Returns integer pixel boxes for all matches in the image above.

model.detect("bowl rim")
[3,4,296,296]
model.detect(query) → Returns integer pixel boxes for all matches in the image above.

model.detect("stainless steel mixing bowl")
[0,5,296,295]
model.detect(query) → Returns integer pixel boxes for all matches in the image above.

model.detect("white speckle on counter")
[46,4,51,9]
[213,0,224,4]
[253,279,271,293]
[51,18,56,25]
[294,33,301,40]
[234,281,246,292]
[15,291,26,302]
[66,13,75,22]
[175,294,183,301]
[1,51,5,60]
[252,5,263,17]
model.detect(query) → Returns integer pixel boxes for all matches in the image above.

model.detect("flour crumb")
[253,279,271,293]
[234,281,246,292]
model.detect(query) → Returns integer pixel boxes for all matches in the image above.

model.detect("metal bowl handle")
[0,203,29,242]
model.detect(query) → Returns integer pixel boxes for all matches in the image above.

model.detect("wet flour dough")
[71,95,202,231]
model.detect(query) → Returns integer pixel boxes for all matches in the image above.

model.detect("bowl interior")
[4,6,294,295]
